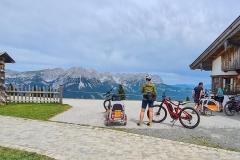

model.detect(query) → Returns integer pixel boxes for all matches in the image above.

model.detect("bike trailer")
[105,94,127,126]
[200,99,218,116]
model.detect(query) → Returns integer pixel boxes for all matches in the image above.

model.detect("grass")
[105,127,128,132]
[0,146,54,160]
[0,103,72,121]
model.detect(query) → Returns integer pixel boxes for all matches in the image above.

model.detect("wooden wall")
[0,58,6,105]
[221,47,240,71]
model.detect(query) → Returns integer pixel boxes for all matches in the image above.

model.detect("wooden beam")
[235,69,240,74]
[202,62,212,68]
[227,38,240,47]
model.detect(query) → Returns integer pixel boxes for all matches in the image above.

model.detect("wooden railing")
[6,85,63,104]
[211,87,240,95]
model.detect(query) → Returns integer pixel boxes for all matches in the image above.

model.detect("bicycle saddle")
[177,101,187,105]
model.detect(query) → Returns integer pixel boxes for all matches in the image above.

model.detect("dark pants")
[194,98,200,105]
[142,100,154,109]
[218,97,224,103]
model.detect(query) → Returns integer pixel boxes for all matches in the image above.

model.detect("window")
[212,77,219,92]
[223,78,234,92]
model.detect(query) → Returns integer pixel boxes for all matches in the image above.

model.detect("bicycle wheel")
[103,100,110,111]
[224,103,235,116]
[147,105,167,123]
[179,107,200,129]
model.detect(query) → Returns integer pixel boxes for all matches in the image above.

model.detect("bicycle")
[224,95,240,116]
[147,92,200,129]
[103,87,114,111]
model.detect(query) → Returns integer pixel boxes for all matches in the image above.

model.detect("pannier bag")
[144,92,155,101]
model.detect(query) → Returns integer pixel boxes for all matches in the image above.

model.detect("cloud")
[0,0,239,84]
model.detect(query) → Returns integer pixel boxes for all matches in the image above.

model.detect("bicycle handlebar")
[162,92,166,98]
[103,87,114,96]
[228,95,236,101]
[159,92,187,106]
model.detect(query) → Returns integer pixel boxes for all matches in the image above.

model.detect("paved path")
[1,115,240,160]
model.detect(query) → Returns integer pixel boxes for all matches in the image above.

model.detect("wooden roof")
[189,16,240,71]
[0,52,15,63]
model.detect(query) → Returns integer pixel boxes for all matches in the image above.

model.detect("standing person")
[137,75,157,127]
[192,82,204,114]
[216,85,224,112]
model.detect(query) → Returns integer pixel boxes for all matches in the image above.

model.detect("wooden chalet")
[190,16,240,95]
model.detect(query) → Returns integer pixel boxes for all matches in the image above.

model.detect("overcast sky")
[1,0,240,85]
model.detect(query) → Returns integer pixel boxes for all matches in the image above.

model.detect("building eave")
[190,15,240,71]
[0,52,16,63]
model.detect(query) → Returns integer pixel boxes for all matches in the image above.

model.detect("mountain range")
[171,84,211,90]
[5,67,198,100]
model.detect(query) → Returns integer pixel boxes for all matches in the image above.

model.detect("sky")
[1,0,240,85]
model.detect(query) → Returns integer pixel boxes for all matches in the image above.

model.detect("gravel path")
[123,128,240,152]
[51,99,240,152]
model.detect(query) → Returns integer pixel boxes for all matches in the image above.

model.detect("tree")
[48,87,53,98]
[186,96,190,101]
[33,86,36,97]
[22,86,26,96]
[48,87,50,98]
[118,84,126,100]
[40,87,43,97]
[15,87,18,96]
[9,83,13,90]
[8,83,13,95]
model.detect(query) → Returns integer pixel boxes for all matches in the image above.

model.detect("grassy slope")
[0,103,71,120]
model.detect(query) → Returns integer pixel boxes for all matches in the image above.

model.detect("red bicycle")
[147,92,200,129]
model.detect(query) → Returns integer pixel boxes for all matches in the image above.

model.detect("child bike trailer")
[105,94,127,126]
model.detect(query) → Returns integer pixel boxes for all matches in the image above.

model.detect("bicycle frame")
[104,93,111,100]
[160,98,188,120]
[103,87,114,100]
[103,87,114,111]
[155,94,193,127]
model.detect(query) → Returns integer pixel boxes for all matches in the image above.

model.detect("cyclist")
[192,82,204,114]
[216,85,224,112]
[137,75,157,127]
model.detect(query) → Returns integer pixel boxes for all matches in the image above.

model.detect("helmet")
[146,75,151,80]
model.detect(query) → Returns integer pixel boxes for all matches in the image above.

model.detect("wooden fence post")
[59,85,63,104]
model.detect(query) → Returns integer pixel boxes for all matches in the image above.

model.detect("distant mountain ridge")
[5,67,192,100]
[171,84,211,90]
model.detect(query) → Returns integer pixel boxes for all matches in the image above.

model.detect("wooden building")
[190,16,240,95]
[0,52,15,105]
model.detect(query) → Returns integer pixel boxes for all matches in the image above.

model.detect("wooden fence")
[6,85,63,104]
